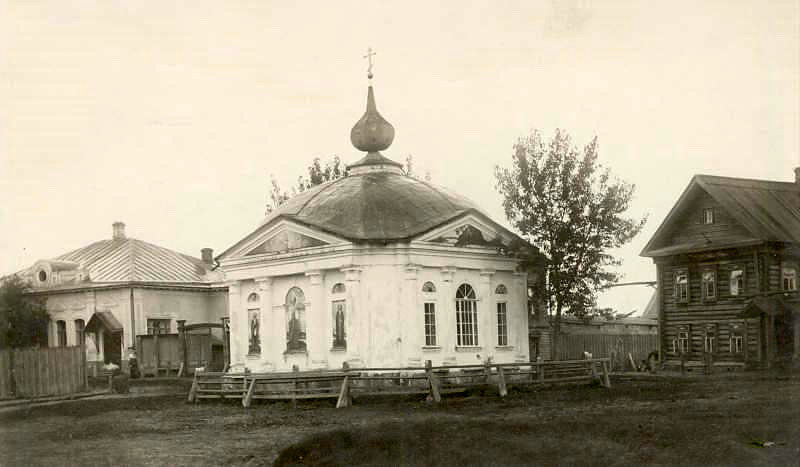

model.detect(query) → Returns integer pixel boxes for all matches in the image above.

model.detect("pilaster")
[403,265,420,364]
[226,281,243,365]
[305,270,327,368]
[341,266,363,364]
[440,267,456,354]
[254,277,272,368]
[479,269,495,350]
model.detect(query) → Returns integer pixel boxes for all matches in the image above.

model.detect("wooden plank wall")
[0,350,13,398]
[0,346,85,398]
[555,334,658,370]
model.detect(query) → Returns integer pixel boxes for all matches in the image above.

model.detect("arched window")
[247,293,260,355]
[455,284,478,346]
[422,282,437,346]
[285,287,307,352]
[74,319,85,347]
[494,285,508,346]
[56,320,67,347]
[331,283,346,349]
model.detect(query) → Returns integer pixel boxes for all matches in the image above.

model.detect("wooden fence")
[0,346,87,399]
[555,334,658,371]
[188,358,612,408]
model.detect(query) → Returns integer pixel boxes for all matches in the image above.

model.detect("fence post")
[80,330,88,392]
[292,364,299,409]
[243,377,256,408]
[497,365,507,397]
[601,359,611,388]
[177,320,188,377]
[188,371,198,403]
[425,360,441,403]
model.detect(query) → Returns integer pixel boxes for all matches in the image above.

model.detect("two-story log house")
[641,169,799,370]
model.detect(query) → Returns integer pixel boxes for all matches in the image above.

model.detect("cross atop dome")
[349,48,403,175]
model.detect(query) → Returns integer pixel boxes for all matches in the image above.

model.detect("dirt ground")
[0,373,798,466]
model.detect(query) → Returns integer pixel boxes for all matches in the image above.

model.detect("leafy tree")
[0,275,50,349]
[494,129,646,357]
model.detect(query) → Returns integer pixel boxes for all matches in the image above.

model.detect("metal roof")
[217,171,524,260]
[641,174,800,257]
[53,237,214,283]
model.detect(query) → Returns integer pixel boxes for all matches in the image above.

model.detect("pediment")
[416,215,510,248]
[245,230,328,256]
[224,220,346,260]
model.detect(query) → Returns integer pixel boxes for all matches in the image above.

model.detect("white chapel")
[216,75,532,372]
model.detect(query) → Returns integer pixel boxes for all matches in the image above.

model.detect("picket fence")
[0,346,86,399]
[555,334,658,370]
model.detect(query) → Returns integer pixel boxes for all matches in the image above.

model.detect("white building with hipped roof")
[19,222,227,371]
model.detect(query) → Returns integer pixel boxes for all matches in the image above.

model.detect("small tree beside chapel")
[0,275,50,349]
[494,129,646,357]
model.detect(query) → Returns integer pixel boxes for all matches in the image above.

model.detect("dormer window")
[38,270,48,283]
[702,208,714,224]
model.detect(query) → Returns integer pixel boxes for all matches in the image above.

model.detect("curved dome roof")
[260,172,486,241]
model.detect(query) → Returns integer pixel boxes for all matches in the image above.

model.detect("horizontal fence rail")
[188,358,612,409]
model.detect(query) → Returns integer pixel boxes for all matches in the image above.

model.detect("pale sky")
[1,1,798,314]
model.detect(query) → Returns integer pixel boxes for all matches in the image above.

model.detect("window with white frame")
[729,323,744,354]
[455,283,478,346]
[702,207,714,224]
[675,271,689,302]
[147,319,170,335]
[676,330,689,354]
[496,302,508,346]
[730,268,744,296]
[424,302,437,346]
[701,271,716,300]
[247,293,261,355]
[703,328,715,353]
[783,265,797,291]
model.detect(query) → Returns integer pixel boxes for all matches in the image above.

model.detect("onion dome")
[349,85,402,173]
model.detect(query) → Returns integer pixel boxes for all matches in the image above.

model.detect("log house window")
[702,208,714,224]
[455,283,478,346]
[56,320,67,347]
[703,327,716,353]
[782,265,797,291]
[701,271,716,300]
[729,323,744,354]
[424,303,437,346]
[676,330,689,354]
[729,268,744,296]
[147,319,171,335]
[674,270,689,303]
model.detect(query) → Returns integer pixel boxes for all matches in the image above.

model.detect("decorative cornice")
[304,269,323,286]
[254,276,272,291]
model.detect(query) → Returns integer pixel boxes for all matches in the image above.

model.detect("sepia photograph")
[0,1,798,465]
